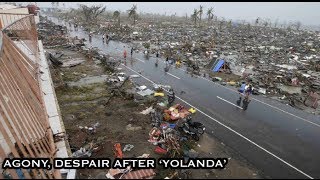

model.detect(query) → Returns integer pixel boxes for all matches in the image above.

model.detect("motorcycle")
[155,59,159,67]
[168,96,175,105]
[178,122,200,141]
[185,116,205,135]
[236,96,250,111]
[242,97,250,111]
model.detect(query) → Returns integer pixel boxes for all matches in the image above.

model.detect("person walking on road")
[88,33,92,43]
[237,82,246,106]
[165,57,169,65]
[167,88,175,105]
[131,47,134,57]
[106,34,109,44]
[164,57,170,72]
[102,33,105,43]
[123,48,127,60]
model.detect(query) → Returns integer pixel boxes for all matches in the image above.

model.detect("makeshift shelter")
[212,59,231,72]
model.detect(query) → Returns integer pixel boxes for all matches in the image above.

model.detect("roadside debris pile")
[38,16,69,47]
[104,81,206,179]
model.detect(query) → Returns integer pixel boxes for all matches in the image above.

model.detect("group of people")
[73,24,78,31]
[239,82,253,98]
[122,47,135,60]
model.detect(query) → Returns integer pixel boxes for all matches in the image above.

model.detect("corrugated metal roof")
[212,59,225,72]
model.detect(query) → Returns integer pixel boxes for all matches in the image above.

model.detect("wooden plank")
[0,12,29,15]
[1,52,47,136]
[3,36,41,100]
[9,37,41,101]
[2,42,45,125]
[11,43,36,75]
[14,17,38,57]
[0,74,46,179]
[2,54,50,177]
[2,43,47,130]
[1,51,53,157]
[0,15,60,179]
[3,33,37,73]
[0,63,51,157]
[4,36,38,87]
[0,145,19,179]
[4,37,53,156]
[0,101,32,179]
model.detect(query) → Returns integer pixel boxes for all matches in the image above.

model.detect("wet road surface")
[49,17,320,179]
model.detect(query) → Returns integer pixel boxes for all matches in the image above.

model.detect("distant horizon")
[13,2,320,29]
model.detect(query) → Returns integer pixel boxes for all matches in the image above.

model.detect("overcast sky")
[22,2,320,26]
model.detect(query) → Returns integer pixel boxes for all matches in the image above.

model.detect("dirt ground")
[209,71,242,83]
[49,47,262,179]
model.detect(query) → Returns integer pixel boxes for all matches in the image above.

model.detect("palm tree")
[255,17,260,26]
[207,7,213,24]
[127,4,138,26]
[79,4,106,25]
[247,23,251,31]
[199,5,203,26]
[219,19,224,31]
[191,9,199,26]
[228,20,232,29]
[274,18,279,28]
[295,21,301,31]
[113,10,121,27]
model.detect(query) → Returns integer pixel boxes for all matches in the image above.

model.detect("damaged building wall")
[0,4,29,29]
[0,14,61,179]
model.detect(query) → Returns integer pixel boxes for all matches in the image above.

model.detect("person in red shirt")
[123,49,127,60]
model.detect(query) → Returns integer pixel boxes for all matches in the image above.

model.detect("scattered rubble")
[43,7,314,178]
[46,9,320,114]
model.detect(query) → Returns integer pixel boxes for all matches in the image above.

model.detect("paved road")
[50,17,320,179]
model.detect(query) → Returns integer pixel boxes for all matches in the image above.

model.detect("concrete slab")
[38,40,75,178]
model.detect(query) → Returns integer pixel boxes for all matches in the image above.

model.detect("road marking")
[167,72,180,79]
[121,63,313,179]
[217,96,243,109]
[252,98,320,128]
[135,58,145,63]
[70,27,318,128]
[189,72,320,128]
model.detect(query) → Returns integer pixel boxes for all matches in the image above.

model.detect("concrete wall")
[0,7,29,14]
[0,8,29,29]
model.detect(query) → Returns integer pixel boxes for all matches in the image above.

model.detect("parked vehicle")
[177,116,205,141]
[178,122,200,141]
[185,116,205,135]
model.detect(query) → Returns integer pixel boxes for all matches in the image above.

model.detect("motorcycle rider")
[155,51,159,67]
[167,88,175,105]
[244,84,253,101]
[130,47,134,57]
[155,58,159,67]
[237,82,246,106]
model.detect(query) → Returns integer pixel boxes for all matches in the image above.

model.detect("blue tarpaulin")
[212,59,225,72]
